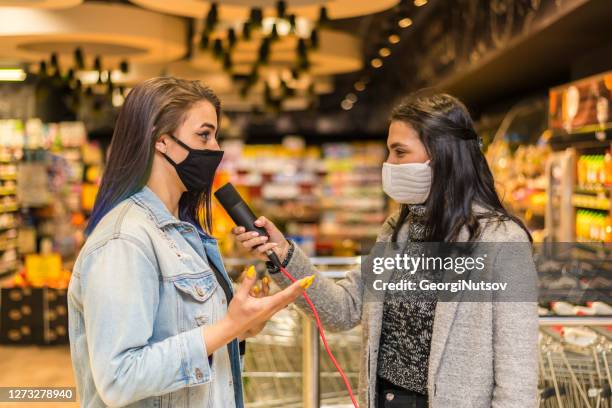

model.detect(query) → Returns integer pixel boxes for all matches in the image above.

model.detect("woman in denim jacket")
[68,77,311,408]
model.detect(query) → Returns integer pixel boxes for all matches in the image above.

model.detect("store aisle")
[0,345,78,407]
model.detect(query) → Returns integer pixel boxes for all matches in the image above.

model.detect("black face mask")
[161,134,224,193]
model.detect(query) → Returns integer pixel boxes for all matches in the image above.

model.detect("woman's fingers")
[239,234,269,249]
[233,231,255,243]
[255,242,278,255]
[232,226,246,235]
[250,283,261,297]
[262,276,270,296]
[264,275,314,315]
[233,231,256,243]
[254,216,284,242]
[237,266,258,300]
[249,276,270,298]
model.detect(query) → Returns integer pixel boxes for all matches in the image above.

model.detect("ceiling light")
[341,99,353,110]
[354,81,366,91]
[379,47,391,58]
[371,58,383,68]
[262,16,312,37]
[0,68,26,82]
[77,70,126,85]
[398,18,413,28]
[346,93,357,103]
[414,0,428,6]
[388,34,400,44]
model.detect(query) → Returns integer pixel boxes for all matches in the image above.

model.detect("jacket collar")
[131,187,217,241]
[131,186,184,228]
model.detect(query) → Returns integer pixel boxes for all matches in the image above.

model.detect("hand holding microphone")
[232,217,290,263]
[215,183,289,266]
[212,183,315,341]
[217,183,359,408]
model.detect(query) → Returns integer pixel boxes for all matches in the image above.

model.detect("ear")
[154,134,169,154]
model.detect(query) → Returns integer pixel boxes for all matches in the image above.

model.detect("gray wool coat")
[269,210,539,408]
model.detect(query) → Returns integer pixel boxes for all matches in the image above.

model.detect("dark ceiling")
[262,0,612,143]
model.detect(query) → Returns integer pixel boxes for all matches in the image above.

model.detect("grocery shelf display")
[481,73,612,407]
[213,138,386,262]
[0,118,102,345]
[0,120,22,280]
[483,98,550,242]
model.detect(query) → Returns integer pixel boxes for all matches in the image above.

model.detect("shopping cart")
[539,317,612,408]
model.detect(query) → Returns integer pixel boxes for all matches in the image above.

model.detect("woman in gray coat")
[233,93,539,408]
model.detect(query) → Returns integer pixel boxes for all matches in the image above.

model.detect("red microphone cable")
[278,265,360,408]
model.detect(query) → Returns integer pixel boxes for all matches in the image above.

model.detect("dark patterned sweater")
[376,204,436,395]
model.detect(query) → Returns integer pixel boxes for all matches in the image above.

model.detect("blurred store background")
[0,0,611,407]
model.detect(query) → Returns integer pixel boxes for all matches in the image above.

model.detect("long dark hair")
[86,77,221,235]
[390,92,531,243]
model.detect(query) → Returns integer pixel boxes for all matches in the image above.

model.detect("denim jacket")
[68,187,245,408]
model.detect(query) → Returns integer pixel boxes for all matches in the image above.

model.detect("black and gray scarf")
[377,204,437,395]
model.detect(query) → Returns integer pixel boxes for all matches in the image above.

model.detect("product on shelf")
[0,120,23,278]
[549,71,612,133]
[577,154,610,189]
[573,150,611,242]
[486,137,551,240]
[576,210,611,243]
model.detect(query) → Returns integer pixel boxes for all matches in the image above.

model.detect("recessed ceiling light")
[354,81,366,91]
[371,58,383,68]
[398,18,413,28]
[346,93,357,103]
[414,0,427,6]
[379,47,391,58]
[341,99,353,110]
[388,34,400,44]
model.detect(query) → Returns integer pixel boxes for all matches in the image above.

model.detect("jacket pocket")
[173,272,217,303]
[173,272,219,332]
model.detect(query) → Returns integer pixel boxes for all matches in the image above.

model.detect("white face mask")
[382,160,432,204]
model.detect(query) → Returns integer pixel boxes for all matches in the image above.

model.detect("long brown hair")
[390,92,531,243]
[86,77,221,235]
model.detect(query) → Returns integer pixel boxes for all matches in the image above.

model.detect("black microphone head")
[214,182,242,209]
[214,182,281,268]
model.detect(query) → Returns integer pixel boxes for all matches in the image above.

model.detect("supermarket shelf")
[551,122,612,136]
[574,241,612,255]
[539,316,612,326]
[575,185,612,195]
[571,194,610,211]
[549,128,612,150]
[538,288,612,303]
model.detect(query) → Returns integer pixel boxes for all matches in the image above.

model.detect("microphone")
[214,183,283,268]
